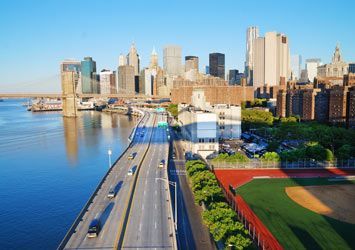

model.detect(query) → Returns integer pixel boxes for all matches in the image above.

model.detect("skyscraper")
[117,65,135,94]
[81,57,97,94]
[163,45,182,76]
[100,69,115,94]
[150,47,159,68]
[291,54,302,80]
[305,58,322,82]
[185,56,199,72]
[245,26,259,85]
[126,43,140,76]
[209,53,225,79]
[185,56,199,81]
[118,54,127,66]
[253,31,291,87]
[349,63,355,74]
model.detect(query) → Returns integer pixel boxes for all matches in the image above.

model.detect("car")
[159,160,165,168]
[172,152,176,159]
[128,153,135,160]
[87,219,101,238]
[127,166,137,175]
[107,187,116,199]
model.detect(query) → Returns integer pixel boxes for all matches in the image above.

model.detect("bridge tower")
[61,71,78,117]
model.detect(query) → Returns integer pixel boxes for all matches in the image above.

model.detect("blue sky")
[0,0,354,92]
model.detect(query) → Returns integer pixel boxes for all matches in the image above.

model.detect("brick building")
[346,86,355,128]
[329,86,348,124]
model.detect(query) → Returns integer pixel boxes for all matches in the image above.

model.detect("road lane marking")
[155,221,157,229]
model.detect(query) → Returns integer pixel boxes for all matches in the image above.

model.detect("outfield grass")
[238,178,355,250]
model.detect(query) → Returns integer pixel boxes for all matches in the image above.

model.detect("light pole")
[108,148,112,168]
[156,177,177,231]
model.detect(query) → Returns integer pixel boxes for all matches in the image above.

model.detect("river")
[0,99,136,249]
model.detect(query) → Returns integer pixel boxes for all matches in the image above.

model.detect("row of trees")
[186,160,252,249]
[212,153,250,163]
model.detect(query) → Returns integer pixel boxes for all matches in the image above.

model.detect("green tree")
[267,140,280,152]
[187,163,206,177]
[226,234,253,250]
[260,152,280,162]
[241,109,274,131]
[167,104,178,119]
[336,144,354,160]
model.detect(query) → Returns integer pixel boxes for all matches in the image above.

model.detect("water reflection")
[62,111,138,166]
[63,117,78,165]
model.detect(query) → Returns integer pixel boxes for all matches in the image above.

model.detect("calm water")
[0,99,136,249]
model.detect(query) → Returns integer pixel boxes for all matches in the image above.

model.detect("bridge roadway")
[121,113,173,249]
[63,111,157,249]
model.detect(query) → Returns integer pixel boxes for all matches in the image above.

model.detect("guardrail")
[165,127,178,250]
[57,112,147,250]
[128,109,145,142]
[115,114,157,248]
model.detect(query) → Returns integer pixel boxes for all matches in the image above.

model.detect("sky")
[0,0,354,92]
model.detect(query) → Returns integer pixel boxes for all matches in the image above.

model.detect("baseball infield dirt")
[286,184,355,224]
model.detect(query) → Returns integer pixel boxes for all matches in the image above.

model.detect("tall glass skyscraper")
[209,53,225,79]
[81,57,97,94]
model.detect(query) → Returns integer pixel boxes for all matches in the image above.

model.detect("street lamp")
[108,148,112,168]
[156,177,177,231]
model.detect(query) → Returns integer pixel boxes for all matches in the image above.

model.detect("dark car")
[87,219,101,238]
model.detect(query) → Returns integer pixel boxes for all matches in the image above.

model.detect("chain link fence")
[208,159,355,169]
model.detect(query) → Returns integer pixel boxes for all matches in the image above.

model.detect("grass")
[238,178,355,250]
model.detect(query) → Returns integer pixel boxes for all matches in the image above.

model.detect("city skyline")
[0,0,354,92]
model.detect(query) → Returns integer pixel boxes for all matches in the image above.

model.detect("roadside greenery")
[167,104,178,119]
[211,153,249,163]
[185,160,252,249]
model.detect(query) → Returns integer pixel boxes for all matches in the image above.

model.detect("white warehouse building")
[178,89,241,158]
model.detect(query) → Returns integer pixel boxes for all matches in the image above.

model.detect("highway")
[63,111,156,249]
[121,112,174,249]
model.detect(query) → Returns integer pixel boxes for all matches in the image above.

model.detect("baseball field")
[238,177,355,250]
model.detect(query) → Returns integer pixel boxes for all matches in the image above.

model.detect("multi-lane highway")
[121,112,175,249]
[61,110,177,250]
[62,111,157,249]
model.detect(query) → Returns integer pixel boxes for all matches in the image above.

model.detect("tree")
[167,104,178,119]
[241,109,274,131]
[336,144,354,160]
[226,234,253,250]
[212,153,249,163]
[260,152,280,162]
[267,140,280,152]
[191,170,218,192]
[187,163,206,177]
